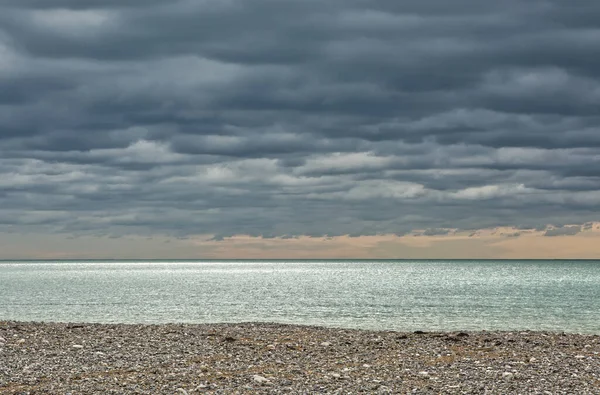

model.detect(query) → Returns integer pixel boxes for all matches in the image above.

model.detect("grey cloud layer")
[1,0,599,238]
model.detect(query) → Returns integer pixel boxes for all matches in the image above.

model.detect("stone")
[72,344,84,349]
[321,342,331,347]
[253,375,270,385]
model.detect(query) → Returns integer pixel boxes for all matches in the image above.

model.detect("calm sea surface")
[1,260,599,333]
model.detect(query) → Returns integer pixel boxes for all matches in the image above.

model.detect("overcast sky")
[1,1,600,258]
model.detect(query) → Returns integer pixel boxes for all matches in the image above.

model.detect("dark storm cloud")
[1,0,600,238]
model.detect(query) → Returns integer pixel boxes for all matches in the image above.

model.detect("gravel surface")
[1,321,599,394]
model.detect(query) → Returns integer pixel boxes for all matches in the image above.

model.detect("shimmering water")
[1,260,599,333]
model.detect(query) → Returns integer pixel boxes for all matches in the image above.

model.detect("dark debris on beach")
[1,321,599,394]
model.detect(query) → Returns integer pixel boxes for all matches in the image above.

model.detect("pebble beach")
[1,321,599,394]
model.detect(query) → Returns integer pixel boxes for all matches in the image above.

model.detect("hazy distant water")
[1,260,599,333]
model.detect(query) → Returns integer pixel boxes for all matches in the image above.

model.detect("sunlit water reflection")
[1,260,598,333]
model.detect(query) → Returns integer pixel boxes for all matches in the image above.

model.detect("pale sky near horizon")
[2,224,599,259]
[1,1,600,259]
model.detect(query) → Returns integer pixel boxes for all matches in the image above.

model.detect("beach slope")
[1,322,598,394]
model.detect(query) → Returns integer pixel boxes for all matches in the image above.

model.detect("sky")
[1,1,600,259]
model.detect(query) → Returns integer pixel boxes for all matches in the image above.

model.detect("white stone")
[331,373,341,378]
[72,344,84,349]
[502,372,514,380]
[176,388,189,395]
[418,371,429,376]
[320,342,331,347]
[574,355,585,359]
[253,375,270,384]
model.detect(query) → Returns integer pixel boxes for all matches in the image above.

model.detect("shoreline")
[1,321,599,393]
[3,318,599,336]
[2,319,600,335]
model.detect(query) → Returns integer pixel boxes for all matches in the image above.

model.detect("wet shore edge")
[1,321,599,394]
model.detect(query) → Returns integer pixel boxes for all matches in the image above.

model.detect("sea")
[1,260,599,333]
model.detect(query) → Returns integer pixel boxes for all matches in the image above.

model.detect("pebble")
[253,374,270,385]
